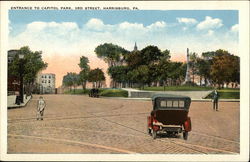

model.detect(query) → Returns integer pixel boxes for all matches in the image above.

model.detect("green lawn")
[140,86,214,91]
[140,86,239,99]
[205,89,240,99]
[64,89,90,95]
[64,88,128,97]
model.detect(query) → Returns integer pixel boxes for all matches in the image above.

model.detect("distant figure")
[37,96,46,120]
[212,90,219,111]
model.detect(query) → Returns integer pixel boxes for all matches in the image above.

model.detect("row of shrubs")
[64,88,128,97]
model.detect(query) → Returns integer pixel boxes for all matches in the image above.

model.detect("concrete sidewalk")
[122,88,213,99]
[8,95,32,109]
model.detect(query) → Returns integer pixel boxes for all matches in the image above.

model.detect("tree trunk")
[200,76,202,86]
[193,72,195,84]
[82,81,87,90]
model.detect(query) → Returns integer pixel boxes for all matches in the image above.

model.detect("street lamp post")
[19,53,24,103]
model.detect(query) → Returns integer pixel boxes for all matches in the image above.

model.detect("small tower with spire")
[133,42,138,51]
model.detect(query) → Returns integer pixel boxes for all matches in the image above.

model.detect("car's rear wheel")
[183,131,188,140]
[152,130,157,139]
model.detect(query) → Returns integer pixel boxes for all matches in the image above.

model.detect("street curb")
[7,96,32,109]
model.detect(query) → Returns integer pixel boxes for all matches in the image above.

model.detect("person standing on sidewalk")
[37,96,46,120]
[212,90,219,111]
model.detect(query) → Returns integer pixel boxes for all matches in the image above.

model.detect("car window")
[179,101,185,107]
[156,98,188,109]
[173,100,179,107]
[160,101,167,107]
[167,101,172,107]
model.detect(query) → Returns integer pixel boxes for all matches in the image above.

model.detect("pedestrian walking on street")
[212,90,219,111]
[37,96,46,120]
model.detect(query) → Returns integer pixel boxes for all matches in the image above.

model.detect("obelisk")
[184,48,191,84]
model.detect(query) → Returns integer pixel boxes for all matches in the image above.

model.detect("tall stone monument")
[184,48,191,84]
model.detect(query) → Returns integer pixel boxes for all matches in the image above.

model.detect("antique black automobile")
[147,94,192,140]
[89,88,99,98]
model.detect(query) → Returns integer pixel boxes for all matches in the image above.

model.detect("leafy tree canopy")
[140,45,163,65]
[8,46,47,84]
[94,43,129,67]
[78,56,90,71]
[88,68,105,82]
[210,50,240,86]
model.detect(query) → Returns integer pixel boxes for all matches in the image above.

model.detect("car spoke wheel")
[183,131,188,140]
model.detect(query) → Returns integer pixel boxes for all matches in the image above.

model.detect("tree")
[126,50,143,68]
[78,56,90,70]
[78,56,90,90]
[94,43,129,67]
[157,60,171,90]
[88,68,105,88]
[71,73,80,93]
[108,66,128,88]
[161,49,171,61]
[129,65,149,89]
[62,73,74,91]
[62,72,79,93]
[230,55,240,87]
[168,62,186,86]
[148,64,161,87]
[196,58,210,86]
[210,50,239,88]
[189,52,199,84]
[8,46,47,94]
[202,51,217,60]
[140,45,164,65]
[126,46,171,88]
[201,51,218,86]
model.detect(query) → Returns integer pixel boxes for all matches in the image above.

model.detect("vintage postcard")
[0,1,249,161]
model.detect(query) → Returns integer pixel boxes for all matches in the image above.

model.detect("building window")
[45,76,47,79]
[48,80,50,83]
[49,76,51,79]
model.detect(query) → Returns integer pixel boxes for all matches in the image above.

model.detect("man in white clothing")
[37,96,46,120]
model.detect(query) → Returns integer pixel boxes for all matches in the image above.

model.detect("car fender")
[184,117,192,132]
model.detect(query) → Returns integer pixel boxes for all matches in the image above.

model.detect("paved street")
[8,95,239,154]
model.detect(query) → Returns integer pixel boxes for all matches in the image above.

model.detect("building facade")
[37,73,56,94]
